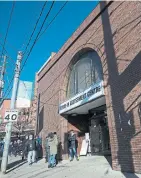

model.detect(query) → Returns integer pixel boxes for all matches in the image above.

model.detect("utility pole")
[0,55,7,102]
[1,51,23,174]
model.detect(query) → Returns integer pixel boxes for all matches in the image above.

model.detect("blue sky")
[0,1,98,97]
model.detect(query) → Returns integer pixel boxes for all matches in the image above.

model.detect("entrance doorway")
[89,105,110,155]
[67,105,111,156]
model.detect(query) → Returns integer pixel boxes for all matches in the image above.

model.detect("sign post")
[1,51,22,174]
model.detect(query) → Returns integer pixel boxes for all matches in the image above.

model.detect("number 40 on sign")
[4,110,18,122]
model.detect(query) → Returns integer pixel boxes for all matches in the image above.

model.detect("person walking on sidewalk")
[68,130,79,161]
[48,132,58,168]
[27,134,36,165]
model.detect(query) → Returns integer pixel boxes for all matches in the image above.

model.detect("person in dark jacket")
[53,132,58,164]
[27,134,36,165]
[35,135,42,161]
[22,135,29,160]
[68,130,79,161]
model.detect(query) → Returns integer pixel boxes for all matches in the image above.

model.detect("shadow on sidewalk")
[122,172,140,178]
[104,156,140,178]
[0,157,26,173]
[6,159,27,174]
[104,156,112,168]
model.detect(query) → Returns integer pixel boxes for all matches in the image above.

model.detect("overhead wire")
[20,1,55,73]
[22,1,47,56]
[1,2,48,101]
[2,0,68,102]
[0,1,15,59]
[1,1,55,102]
[0,33,17,52]
[0,41,12,58]
[37,1,68,41]
[0,1,16,104]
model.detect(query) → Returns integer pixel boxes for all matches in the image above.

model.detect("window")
[67,50,103,99]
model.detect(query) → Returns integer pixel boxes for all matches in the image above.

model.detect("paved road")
[0,156,141,178]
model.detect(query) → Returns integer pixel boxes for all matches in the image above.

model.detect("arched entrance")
[59,48,111,156]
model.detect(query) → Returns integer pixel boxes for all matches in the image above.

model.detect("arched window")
[67,50,103,99]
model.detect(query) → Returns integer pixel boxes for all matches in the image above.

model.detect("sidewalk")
[0,156,141,178]
[0,155,24,172]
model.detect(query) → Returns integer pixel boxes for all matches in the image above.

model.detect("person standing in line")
[13,140,18,157]
[48,132,58,168]
[0,139,4,157]
[38,135,42,159]
[27,134,36,165]
[35,135,42,161]
[45,133,51,163]
[22,135,29,160]
[68,130,79,161]
[9,142,13,156]
[53,132,58,164]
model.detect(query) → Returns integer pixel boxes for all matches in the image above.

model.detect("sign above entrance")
[59,81,105,114]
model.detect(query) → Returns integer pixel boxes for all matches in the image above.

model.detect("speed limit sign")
[4,110,19,122]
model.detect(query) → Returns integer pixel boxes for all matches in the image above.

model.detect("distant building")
[0,99,11,120]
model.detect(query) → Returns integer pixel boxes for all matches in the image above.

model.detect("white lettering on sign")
[4,110,19,122]
[59,80,104,114]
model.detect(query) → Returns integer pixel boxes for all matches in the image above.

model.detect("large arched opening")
[59,48,111,156]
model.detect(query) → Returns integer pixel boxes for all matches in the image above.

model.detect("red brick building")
[0,99,11,120]
[36,2,141,173]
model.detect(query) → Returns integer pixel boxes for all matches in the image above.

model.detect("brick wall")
[0,99,11,120]
[37,1,141,173]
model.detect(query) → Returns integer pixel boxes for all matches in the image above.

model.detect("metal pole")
[0,55,7,101]
[1,51,23,174]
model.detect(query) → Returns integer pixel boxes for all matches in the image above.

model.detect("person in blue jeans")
[49,154,56,167]
[68,130,79,161]
[48,132,58,168]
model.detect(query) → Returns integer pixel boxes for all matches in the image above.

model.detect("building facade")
[36,1,141,173]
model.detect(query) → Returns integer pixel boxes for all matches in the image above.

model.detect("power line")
[0,41,15,64]
[0,1,15,58]
[1,79,13,100]
[0,1,15,103]
[0,41,10,58]
[17,1,68,99]
[2,1,68,99]
[37,1,68,41]
[1,1,48,101]
[21,1,55,73]
[23,1,47,56]
[2,1,67,101]
[1,1,55,102]
[0,33,17,52]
